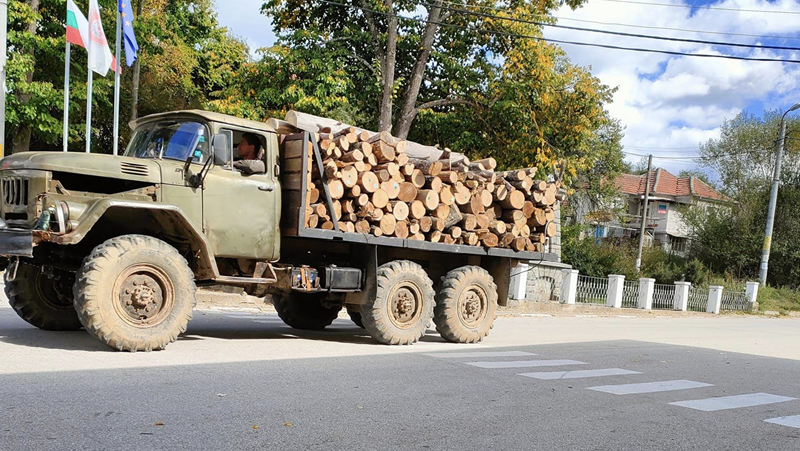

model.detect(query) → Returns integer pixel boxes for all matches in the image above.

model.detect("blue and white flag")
[118,0,139,66]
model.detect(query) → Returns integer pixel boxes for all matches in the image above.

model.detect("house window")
[658,204,667,214]
[672,237,687,253]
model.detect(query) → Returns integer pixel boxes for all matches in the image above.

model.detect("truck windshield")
[124,121,209,163]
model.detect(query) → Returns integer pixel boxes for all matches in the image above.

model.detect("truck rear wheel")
[434,266,497,343]
[4,260,82,331]
[273,293,341,330]
[360,260,434,345]
[73,235,196,352]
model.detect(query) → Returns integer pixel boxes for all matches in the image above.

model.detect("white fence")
[564,270,758,314]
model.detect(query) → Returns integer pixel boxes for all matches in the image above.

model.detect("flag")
[66,0,120,73]
[66,0,89,48]
[87,0,113,76]
[118,0,139,66]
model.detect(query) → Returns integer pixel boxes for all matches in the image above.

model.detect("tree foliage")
[5,0,248,153]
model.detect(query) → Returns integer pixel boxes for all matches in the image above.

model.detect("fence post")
[745,281,759,312]
[509,262,529,301]
[638,278,655,310]
[560,269,578,305]
[607,275,625,308]
[673,282,691,311]
[707,286,723,314]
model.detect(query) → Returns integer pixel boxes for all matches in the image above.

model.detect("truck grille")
[2,177,29,206]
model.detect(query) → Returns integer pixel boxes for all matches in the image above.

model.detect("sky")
[213,0,800,176]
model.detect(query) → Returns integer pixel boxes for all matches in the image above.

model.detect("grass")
[757,286,800,314]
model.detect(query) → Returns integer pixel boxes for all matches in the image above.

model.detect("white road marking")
[519,368,641,380]
[588,380,712,395]
[466,360,586,369]
[670,393,797,411]
[765,415,800,429]
[424,351,537,359]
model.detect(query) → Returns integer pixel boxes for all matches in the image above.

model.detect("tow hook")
[6,257,19,282]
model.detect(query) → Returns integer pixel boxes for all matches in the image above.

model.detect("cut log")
[434,204,451,222]
[458,196,485,215]
[494,183,508,201]
[479,189,493,208]
[340,150,363,163]
[339,166,358,188]
[381,180,401,199]
[397,182,418,202]
[453,183,471,205]
[489,221,507,235]
[419,216,433,233]
[371,225,383,237]
[428,230,442,243]
[448,226,462,239]
[475,214,490,230]
[461,214,477,231]
[390,201,409,221]
[499,190,525,210]
[409,200,426,219]
[394,220,409,239]
[425,176,443,193]
[499,232,515,248]
[471,157,497,170]
[463,232,479,246]
[409,169,426,188]
[439,186,455,206]
[409,222,420,234]
[443,205,463,228]
[327,179,344,200]
[355,219,371,234]
[358,171,380,193]
[410,158,443,176]
[478,232,499,247]
[416,189,440,211]
[543,220,557,237]
[371,189,389,209]
[522,201,535,219]
[379,214,397,236]
[545,207,556,222]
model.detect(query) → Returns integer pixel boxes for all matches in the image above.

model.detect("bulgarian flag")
[66,0,120,74]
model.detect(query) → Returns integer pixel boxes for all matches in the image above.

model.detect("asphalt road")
[2,299,800,450]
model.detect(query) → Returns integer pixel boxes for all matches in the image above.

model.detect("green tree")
[5,0,248,154]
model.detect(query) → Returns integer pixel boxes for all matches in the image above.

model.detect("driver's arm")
[233,159,266,175]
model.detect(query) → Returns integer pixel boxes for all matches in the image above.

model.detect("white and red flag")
[87,0,113,76]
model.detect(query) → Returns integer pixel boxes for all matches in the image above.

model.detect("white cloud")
[544,0,800,175]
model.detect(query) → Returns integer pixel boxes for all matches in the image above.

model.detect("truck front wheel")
[433,266,497,343]
[73,235,196,352]
[273,293,341,330]
[5,261,82,331]
[360,260,434,345]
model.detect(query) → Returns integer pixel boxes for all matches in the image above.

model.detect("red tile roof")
[614,168,727,202]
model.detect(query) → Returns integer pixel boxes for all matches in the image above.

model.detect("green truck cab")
[0,110,553,351]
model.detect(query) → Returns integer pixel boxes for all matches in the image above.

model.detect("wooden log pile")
[280,128,561,252]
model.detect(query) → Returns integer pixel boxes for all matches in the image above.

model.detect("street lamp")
[758,103,800,286]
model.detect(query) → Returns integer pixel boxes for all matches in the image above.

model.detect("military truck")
[0,110,557,351]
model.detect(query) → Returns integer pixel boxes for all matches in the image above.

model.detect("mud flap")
[344,244,377,305]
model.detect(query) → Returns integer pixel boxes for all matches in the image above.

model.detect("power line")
[425,1,800,52]
[597,0,800,15]
[436,0,800,40]
[318,0,800,64]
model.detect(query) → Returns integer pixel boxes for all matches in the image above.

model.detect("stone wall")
[509,260,571,302]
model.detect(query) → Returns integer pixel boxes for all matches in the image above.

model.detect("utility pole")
[0,0,7,158]
[635,154,653,271]
[759,103,800,285]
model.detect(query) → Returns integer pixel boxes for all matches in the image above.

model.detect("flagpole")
[63,41,71,152]
[0,0,7,158]
[85,70,92,153]
[112,9,121,156]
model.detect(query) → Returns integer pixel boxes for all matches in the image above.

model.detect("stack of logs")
[281,129,561,252]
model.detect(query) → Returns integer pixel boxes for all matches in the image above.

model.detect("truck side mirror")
[212,133,230,165]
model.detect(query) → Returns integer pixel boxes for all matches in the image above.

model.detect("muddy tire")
[434,266,497,343]
[347,308,365,328]
[73,235,196,352]
[4,261,82,331]
[273,293,341,330]
[360,260,434,345]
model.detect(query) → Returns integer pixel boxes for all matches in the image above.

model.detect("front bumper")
[0,228,34,258]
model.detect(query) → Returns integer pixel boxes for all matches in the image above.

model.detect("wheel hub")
[115,266,173,327]
[458,286,487,328]
[390,286,422,329]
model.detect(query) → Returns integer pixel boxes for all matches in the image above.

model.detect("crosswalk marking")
[519,368,641,380]
[466,360,586,369]
[670,393,797,411]
[588,380,712,395]
[765,415,800,429]
[424,351,537,359]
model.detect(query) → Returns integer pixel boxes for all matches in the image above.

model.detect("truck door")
[201,130,280,260]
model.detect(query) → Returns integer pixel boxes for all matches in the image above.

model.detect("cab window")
[125,121,209,163]
[218,128,268,173]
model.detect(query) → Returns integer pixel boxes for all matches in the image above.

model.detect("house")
[582,168,729,255]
